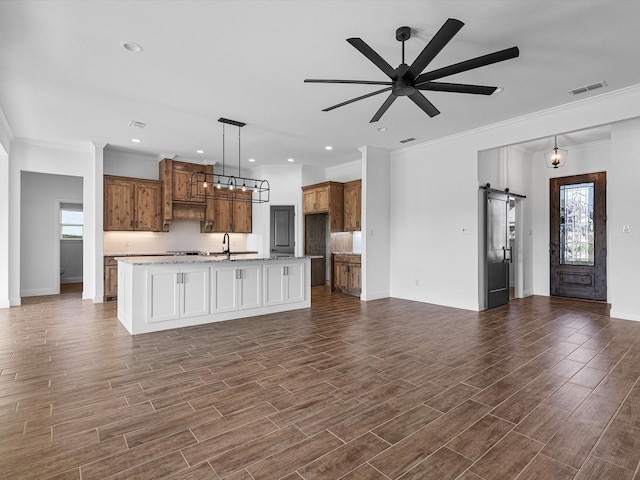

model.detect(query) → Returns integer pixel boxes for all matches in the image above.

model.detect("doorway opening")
[482,185,526,309]
[59,201,84,292]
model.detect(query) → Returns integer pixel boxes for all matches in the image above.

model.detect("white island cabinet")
[116,255,311,335]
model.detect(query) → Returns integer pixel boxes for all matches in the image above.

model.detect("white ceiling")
[1,1,639,169]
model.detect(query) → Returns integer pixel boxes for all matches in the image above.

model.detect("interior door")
[486,190,511,309]
[270,205,295,256]
[550,172,607,301]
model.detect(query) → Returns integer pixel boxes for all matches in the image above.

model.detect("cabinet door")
[303,190,316,214]
[104,264,118,298]
[211,267,238,313]
[147,269,181,323]
[263,263,285,306]
[172,170,193,202]
[348,264,362,293]
[343,181,361,232]
[285,262,305,303]
[180,268,210,318]
[233,191,253,233]
[334,261,348,290]
[315,186,329,212]
[238,266,261,310]
[135,182,162,231]
[213,190,233,232]
[104,178,134,230]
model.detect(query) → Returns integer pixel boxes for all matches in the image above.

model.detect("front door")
[486,190,511,309]
[550,172,607,301]
[270,205,295,256]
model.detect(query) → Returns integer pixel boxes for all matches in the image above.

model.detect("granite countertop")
[116,254,321,266]
[105,251,259,257]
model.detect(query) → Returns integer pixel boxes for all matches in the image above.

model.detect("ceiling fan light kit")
[305,18,519,122]
[190,118,270,203]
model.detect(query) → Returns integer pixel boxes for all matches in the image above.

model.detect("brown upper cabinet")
[343,179,362,232]
[104,175,162,231]
[302,181,344,232]
[211,189,252,233]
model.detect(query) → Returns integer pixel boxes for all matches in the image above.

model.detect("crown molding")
[13,137,93,153]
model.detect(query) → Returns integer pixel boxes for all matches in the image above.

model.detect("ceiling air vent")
[129,120,147,128]
[399,137,416,144]
[569,81,607,96]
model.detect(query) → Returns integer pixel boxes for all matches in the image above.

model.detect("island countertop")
[115,254,321,266]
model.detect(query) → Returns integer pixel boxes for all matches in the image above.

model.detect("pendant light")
[545,136,568,169]
[191,118,270,203]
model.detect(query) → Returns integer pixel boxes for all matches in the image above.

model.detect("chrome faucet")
[222,233,231,259]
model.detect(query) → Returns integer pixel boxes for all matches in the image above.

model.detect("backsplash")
[104,220,256,254]
[330,231,362,254]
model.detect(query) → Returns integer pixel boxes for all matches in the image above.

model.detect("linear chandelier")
[190,117,270,203]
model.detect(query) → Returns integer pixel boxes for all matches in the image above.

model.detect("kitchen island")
[116,255,311,334]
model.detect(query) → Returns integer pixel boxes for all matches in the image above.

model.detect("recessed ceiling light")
[122,41,143,53]
[494,87,504,94]
[287,158,295,162]
[377,127,388,132]
[196,149,204,154]
[131,138,141,143]
[325,146,333,151]
[248,158,255,162]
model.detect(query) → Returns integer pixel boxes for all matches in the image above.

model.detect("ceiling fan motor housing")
[396,26,411,42]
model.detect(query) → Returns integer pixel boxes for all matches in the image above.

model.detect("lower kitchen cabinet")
[211,265,261,313]
[332,253,361,296]
[263,262,305,306]
[147,267,210,323]
[104,256,118,301]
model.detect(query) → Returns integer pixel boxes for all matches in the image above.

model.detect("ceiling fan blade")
[415,46,520,84]
[407,18,464,80]
[322,86,393,112]
[304,79,392,86]
[347,38,396,79]
[416,81,497,95]
[370,94,398,123]
[408,91,440,117]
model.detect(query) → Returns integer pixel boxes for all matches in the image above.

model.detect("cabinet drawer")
[105,256,118,266]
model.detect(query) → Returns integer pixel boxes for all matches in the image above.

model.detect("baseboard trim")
[610,309,640,322]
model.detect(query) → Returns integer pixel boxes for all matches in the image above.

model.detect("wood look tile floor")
[1,286,640,479]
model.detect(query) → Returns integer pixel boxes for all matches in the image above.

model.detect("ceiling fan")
[304,18,519,123]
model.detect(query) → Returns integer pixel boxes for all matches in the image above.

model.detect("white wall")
[326,159,362,183]
[104,148,162,180]
[362,146,390,300]
[0,106,12,307]
[60,240,83,283]
[609,118,640,320]
[390,85,640,315]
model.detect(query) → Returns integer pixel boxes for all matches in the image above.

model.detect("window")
[60,203,83,240]
[560,182,594,265]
